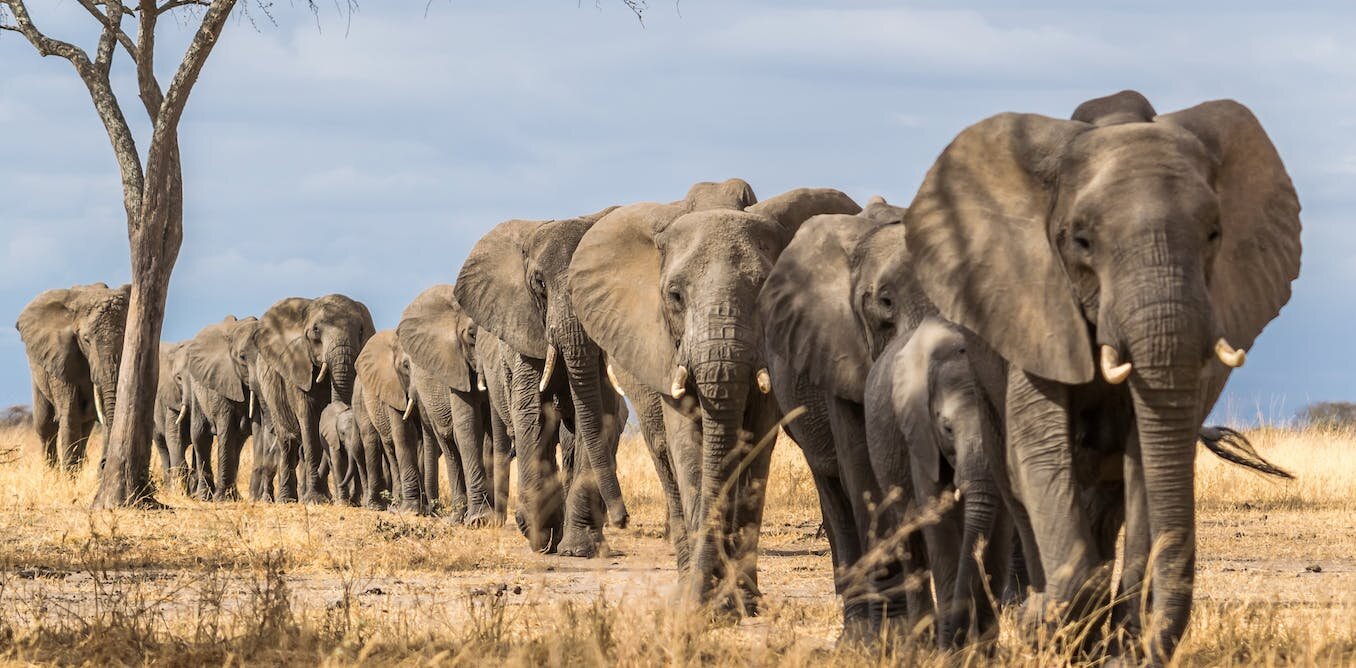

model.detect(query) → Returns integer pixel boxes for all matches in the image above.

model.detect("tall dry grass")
[0,422,1348,665]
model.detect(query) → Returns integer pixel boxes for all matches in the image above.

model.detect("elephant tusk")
[539,345,557,394]
[176,403,187,426]
[402,397,414,421]
[477,374,487,392]
[315,362,329,384]
[606,363,626,399]
[756,368,772,395]
[670,365,689,400]
[954,487,962,503]
[248,390,255,419]
[93,385,106,425]
[1215,338,1247,368]
[1100,345,1132,385]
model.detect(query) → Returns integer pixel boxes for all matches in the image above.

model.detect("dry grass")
[0,422,1349,666]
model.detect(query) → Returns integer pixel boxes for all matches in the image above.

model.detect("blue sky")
[1,2,1351,423]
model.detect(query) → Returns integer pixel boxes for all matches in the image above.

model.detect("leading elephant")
[254,294,375,504]
[903,90,1300,661]
[570,181,860,611]
[16,282,130,472]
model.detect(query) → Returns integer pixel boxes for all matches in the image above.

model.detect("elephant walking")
[16,283,129,472]
[353,330,423,513]
[182,316,263,501]
[570,181,860,611]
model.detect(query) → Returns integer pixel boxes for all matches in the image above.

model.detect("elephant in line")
[397,284,499,525]
[319,401,363,504]
[254,294,375,504]
[352,330,421,512]
[457,209,631,557]
[16,282,130,472]
[570,180,861,611]
[153,341,191,491]
[902,90,1301,661]
[182,316,264,501]
[760,203,941,641]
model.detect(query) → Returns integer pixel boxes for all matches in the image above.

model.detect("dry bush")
[0,422,1348,665]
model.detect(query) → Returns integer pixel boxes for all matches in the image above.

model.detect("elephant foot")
[608,507,630,530]
[363,499,389,512]
[300,491,332,505]
[463,504,494,528]
[213,489,241,503]
[396,500,430,516]
[130,495,173,511]
[837,615,874,648]
[556,527,601,558]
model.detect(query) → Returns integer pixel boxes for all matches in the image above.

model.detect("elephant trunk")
[949,469,1000,647]
[328,346,357,404]
[558,314,629,528]
[97,380,118,427]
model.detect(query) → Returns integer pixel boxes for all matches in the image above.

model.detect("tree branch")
[74,0,139,68]
[136,0,164,121]
[155,0,235,132]
[157,0,209,14]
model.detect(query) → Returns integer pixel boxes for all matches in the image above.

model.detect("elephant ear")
[761,214,884,402]
[683,178,758,211]
[1071,89,1157,126]
[16,288,79,379]
[905,113,1094,385]
[186,317,246,403]
[892,319,948,484]
[747,187,863,237]
[157,342,185,406]
[259,297,315,391]
[1158,101,1302,407]
[582,205,620,222]
[356,330,407,411]
[570,202,682,393]
[398,284,474,393]
[456,219,547,359]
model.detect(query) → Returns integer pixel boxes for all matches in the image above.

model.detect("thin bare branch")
[157,0,209,14]
[74,0,139,66]
[137,0,163,121]
[155,0,235,132]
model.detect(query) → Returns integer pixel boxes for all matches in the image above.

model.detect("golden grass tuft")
[0,422,1349,665]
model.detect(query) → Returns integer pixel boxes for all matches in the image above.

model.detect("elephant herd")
[15,90,1300,663]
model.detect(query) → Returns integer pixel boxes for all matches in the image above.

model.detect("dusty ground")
[0,424,1351,665]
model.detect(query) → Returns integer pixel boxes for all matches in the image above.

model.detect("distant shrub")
[0,405,32,429]
[1296,401,1356,429]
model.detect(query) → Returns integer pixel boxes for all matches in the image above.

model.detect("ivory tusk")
[954,487,963,503]
[1215,338,1246,368]
[315,362,328,383]
[606,363,626,399]
[248,390,255,419]
[176,403,187,426]
[670,365,689,400]
[93,385,106,425]
[1100,345,1132,385]
[402,397,415,421]
[756,368,772,395]
[477,374,487,392]
[539,345,557,394]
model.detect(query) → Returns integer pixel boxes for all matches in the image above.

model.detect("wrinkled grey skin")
[182,316,263,501]
[255,294,375,504]
[864,317,1012,648]
[904,91,1302,661]
[760,206,936,641]
[475,330,518,526]
[16,283,130,472]
[353,330,423,513]
[397,285,496,526]
[571,181,861,611]
[319,401,362,504]
[456,211,631,558]
[153,342,191,492]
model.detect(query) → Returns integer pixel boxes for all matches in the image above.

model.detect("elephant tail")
[1198,426,1293,479]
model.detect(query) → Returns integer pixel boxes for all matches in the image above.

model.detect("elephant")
[16,282,130,472]
[182,316,263,501]
[254,294,375,504]
[864,316,1013,648]
[475,329,518,525]
[397,284,498,525]
[901,90,1301,661]
[759,205,939,641]
[570,180,861,611]
[353,330,423,513]
[456,209,633,557]
[319,401,362,504]
[152,341,191,491]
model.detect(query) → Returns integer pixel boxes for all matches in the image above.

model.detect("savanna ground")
[0,422,1350,666]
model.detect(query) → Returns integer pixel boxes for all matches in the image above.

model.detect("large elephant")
[902,90,1301,661]
[759,205,937,641]
[397,285,498,525]
[353,330,423,513]
[182,316,263,501]
[456,210,631,557]
[153,341,191,491]
[16,282,130,471]
[570,181,860,610]
[864,316,1012,648]
[255,294,375,504]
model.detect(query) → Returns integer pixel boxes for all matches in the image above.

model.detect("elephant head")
[257,294,375,405]
[849,207,939,361]
[890,317,1003,646]
[571,182,861,598]
[16,282,131,425]
[455,207,631,529]
[904,91,1301,657]
[157,342,187,424]
[356,330,412,420]
[397,284,478,395]
[185,316,260,410]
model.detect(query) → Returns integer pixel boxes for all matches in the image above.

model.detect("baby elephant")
[866,316,1013,648]
[319,401,364,506]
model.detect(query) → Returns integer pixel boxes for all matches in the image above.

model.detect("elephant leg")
[31,385,59,469]
[166,407,190,494]
[55,388,86,474]
[387,406,425,514]
[661,396,704,573]
[489,406,512,524]
[558,422,603,558]
[809,468,871,640]
[297,397,331,504]
[213,416,245,501]
[509,357,563,553]
[357,414,386,510]
[189,412,216,501]
[1113,439,1151,655]
[418,418,446,511]
[635,386,687,562]
[449,391,491,526]
[250,418,278,502]
[728,399,778,616]
[276,435,301,503]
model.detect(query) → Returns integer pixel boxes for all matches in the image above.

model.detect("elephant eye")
[1208,227,1221,243]
[308,324,321,340]
[1073,233,1092,251]
[667,287,683,307]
